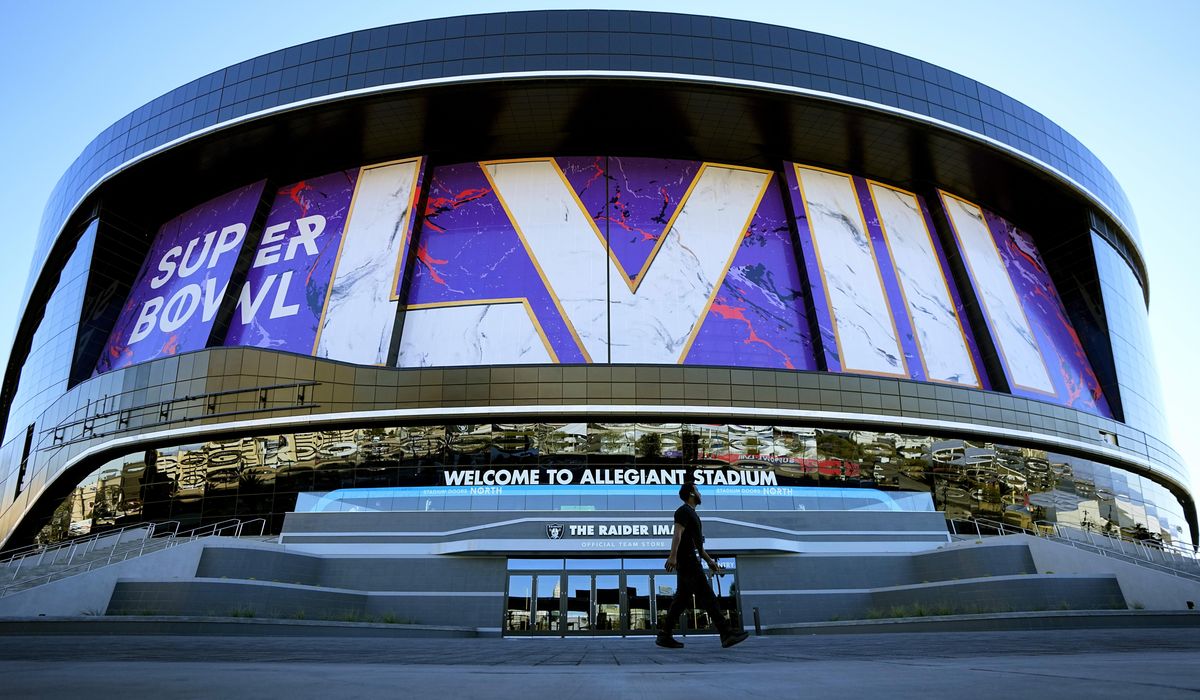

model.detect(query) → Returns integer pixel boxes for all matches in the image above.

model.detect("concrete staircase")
[0,519,268,598]
[739,540,1127,626]
[0,526,170,596]
[103,545,504,628]
[2,532,1198,634]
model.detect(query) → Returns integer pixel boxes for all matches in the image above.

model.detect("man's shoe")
[655,634,684,649]
[721,630,750,648]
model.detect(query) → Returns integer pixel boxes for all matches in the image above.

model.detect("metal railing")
[0,517,269,598]
[1,521,179,575]
[948,516,1200,583]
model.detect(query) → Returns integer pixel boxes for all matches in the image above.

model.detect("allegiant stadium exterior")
[0,10,1193,632]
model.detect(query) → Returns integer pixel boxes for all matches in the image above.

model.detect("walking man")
[658,483,750,649]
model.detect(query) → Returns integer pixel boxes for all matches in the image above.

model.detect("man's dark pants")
[661,565,732,635]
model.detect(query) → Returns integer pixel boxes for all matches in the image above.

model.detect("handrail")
[948,516,1200,583]
[149,521,182,539]
[0,519,189,574]
[175,518,242,542]
[235,518,267,537]
[1,522,161,578]
[1,522,145,565]
[0,517,269,598]
[1032,520,1200,574]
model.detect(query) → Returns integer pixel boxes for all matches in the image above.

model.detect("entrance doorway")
[504,558,740,636]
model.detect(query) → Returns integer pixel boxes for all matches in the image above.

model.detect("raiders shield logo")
[546,523,566,540]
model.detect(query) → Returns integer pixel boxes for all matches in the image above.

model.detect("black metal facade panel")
[28,10,1137,302]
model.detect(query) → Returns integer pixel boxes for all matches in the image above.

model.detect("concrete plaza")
[1,627,1198,698]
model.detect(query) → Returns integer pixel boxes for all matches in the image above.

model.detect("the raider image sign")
[543,521,675,540]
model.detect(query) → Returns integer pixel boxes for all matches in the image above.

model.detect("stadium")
[0,10,1194,633]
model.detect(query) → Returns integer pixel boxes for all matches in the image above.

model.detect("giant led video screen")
[399,157,817,370]
[91,155,1111,419]
[96,181,265,373]
[940,191,1111,416]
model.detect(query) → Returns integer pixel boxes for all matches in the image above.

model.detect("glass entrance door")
[504,558,740,637]
[505,575,533,633]
[655,570,740,634]
[594,575,621,633]
[565,575,592,632]
[626,574,653,632]
[533,574,562,633]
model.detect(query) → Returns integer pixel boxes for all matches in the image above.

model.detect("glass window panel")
[578,494,607,510]
[594,574,621,630]
[534,574,562,632]
[635,494,664,511]
[552,494,581,510]
[445,424,492,465]
[443,495,471,510]
[626,573,653,631]
[506,574,533,632]
[739,494,768,509]
[565,575,592,631]
[622,558,664,570]
[707,493,742,510]
[491,423,539,465]
[470,493,499,510]
[607,494,636,510]
[566,558,622,570]
[524,494,553,510]
[592,423,636,458]
[496,494,525,510]
[508,558,564,571]
[535,422,589,457]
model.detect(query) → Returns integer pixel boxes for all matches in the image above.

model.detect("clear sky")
[0,1,1196,484]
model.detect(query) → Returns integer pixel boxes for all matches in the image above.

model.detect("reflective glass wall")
[35,421,1191,550]
[3,222,97,445]
[1092,233,1167,436]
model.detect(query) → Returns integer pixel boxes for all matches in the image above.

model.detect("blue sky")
[1,1,1196,485]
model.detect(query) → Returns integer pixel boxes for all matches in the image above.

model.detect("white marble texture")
[487,161,769,364]
[608,165,769,363]
[483,160,609,362]
[795,166,905,376]
[941,192,1054,393]
[315,159,420,364]
[397,302,553,366]
[870,184,979,386]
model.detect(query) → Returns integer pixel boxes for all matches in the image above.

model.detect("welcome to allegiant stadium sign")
[442,468,778,487]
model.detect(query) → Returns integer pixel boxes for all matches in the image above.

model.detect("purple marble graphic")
[96,180,265,374]
[783,163,840,372]
[557,156,699,286]
[854,176,925,381]
[224,170,358,352]
[685,175,817,370]
[920,195,991,390]
[983,210,1112,417]
[406,162,587,363]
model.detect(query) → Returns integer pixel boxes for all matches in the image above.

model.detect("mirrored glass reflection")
[32,421,1193,552]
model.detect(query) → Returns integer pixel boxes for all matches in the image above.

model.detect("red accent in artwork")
[282,181,313,215]
[423,188,491,232]
[416,244,449,286]
[709,297,796,369]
